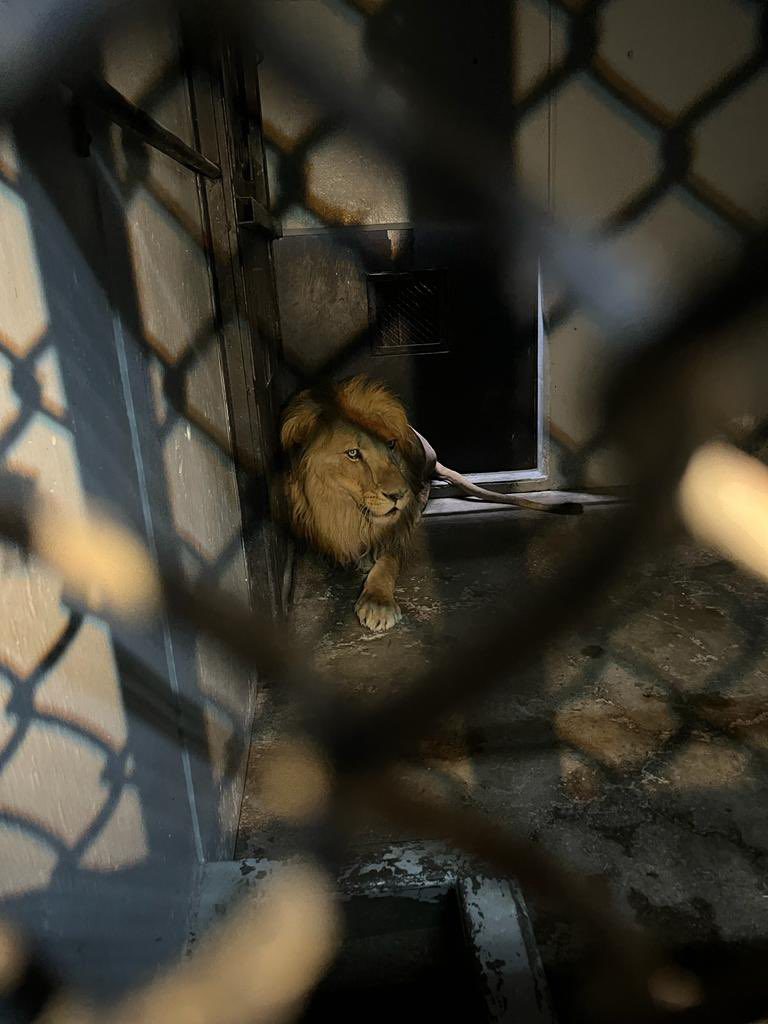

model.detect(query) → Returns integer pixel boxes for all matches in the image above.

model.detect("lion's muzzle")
[364,489,410,519]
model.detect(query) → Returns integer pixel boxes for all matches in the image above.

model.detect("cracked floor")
[236,505,768,1019]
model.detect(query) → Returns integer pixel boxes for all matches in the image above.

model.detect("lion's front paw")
[355,590,402,632]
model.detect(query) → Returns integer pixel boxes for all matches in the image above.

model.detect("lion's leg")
[356,553,374,575]
[355,552,402,632]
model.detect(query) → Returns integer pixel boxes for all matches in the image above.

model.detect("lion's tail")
[434,462,583,515]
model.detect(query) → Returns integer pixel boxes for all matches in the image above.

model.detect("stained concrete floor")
[236,505,768,1018]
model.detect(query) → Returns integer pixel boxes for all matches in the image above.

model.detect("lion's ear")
[280,392,321,451]
[402,426,428,483]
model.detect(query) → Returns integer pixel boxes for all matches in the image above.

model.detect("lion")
[281,375,583,632]
[280,376,429,632]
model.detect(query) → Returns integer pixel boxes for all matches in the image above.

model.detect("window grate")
[367,270,448,355]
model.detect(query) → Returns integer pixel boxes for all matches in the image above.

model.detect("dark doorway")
[267,0,538,477]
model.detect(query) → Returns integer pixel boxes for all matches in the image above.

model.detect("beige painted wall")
[259,0,409,229]
[103,14,255,845]
[532,0,759,485]
[0,10,256,995]
[0,128,153,890]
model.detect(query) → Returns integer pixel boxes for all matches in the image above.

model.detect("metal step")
[188,843,555,1023]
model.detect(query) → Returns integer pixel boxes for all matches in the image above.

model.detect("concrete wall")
[0,13,260,999]
[258,0,763,486]
[100,16,257,850]
[259,0,409,231]
[529,0,757,485]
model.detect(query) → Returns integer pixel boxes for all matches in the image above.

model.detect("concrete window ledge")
[425,491,629,516]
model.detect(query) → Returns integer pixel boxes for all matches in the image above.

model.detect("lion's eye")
[387,439,397,450]
[345,448,361,461]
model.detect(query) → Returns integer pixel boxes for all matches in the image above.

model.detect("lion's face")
[302,420,414,522]
[281,377,425,563]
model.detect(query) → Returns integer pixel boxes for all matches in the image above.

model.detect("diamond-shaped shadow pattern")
[0,19,252,903]
[0,171,149,890]
[4,0,768,1003]
[0,182,48,357]
[600,0,759,115]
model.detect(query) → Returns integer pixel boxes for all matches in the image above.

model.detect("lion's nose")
[384,490,405,503]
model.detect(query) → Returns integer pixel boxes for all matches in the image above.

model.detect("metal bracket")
[74,75,222,180]
[235,194,281,237]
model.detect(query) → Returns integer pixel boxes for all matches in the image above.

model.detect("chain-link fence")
[2,1,768,1021]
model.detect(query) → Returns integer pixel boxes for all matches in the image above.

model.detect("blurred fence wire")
[2,0,768,1022]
